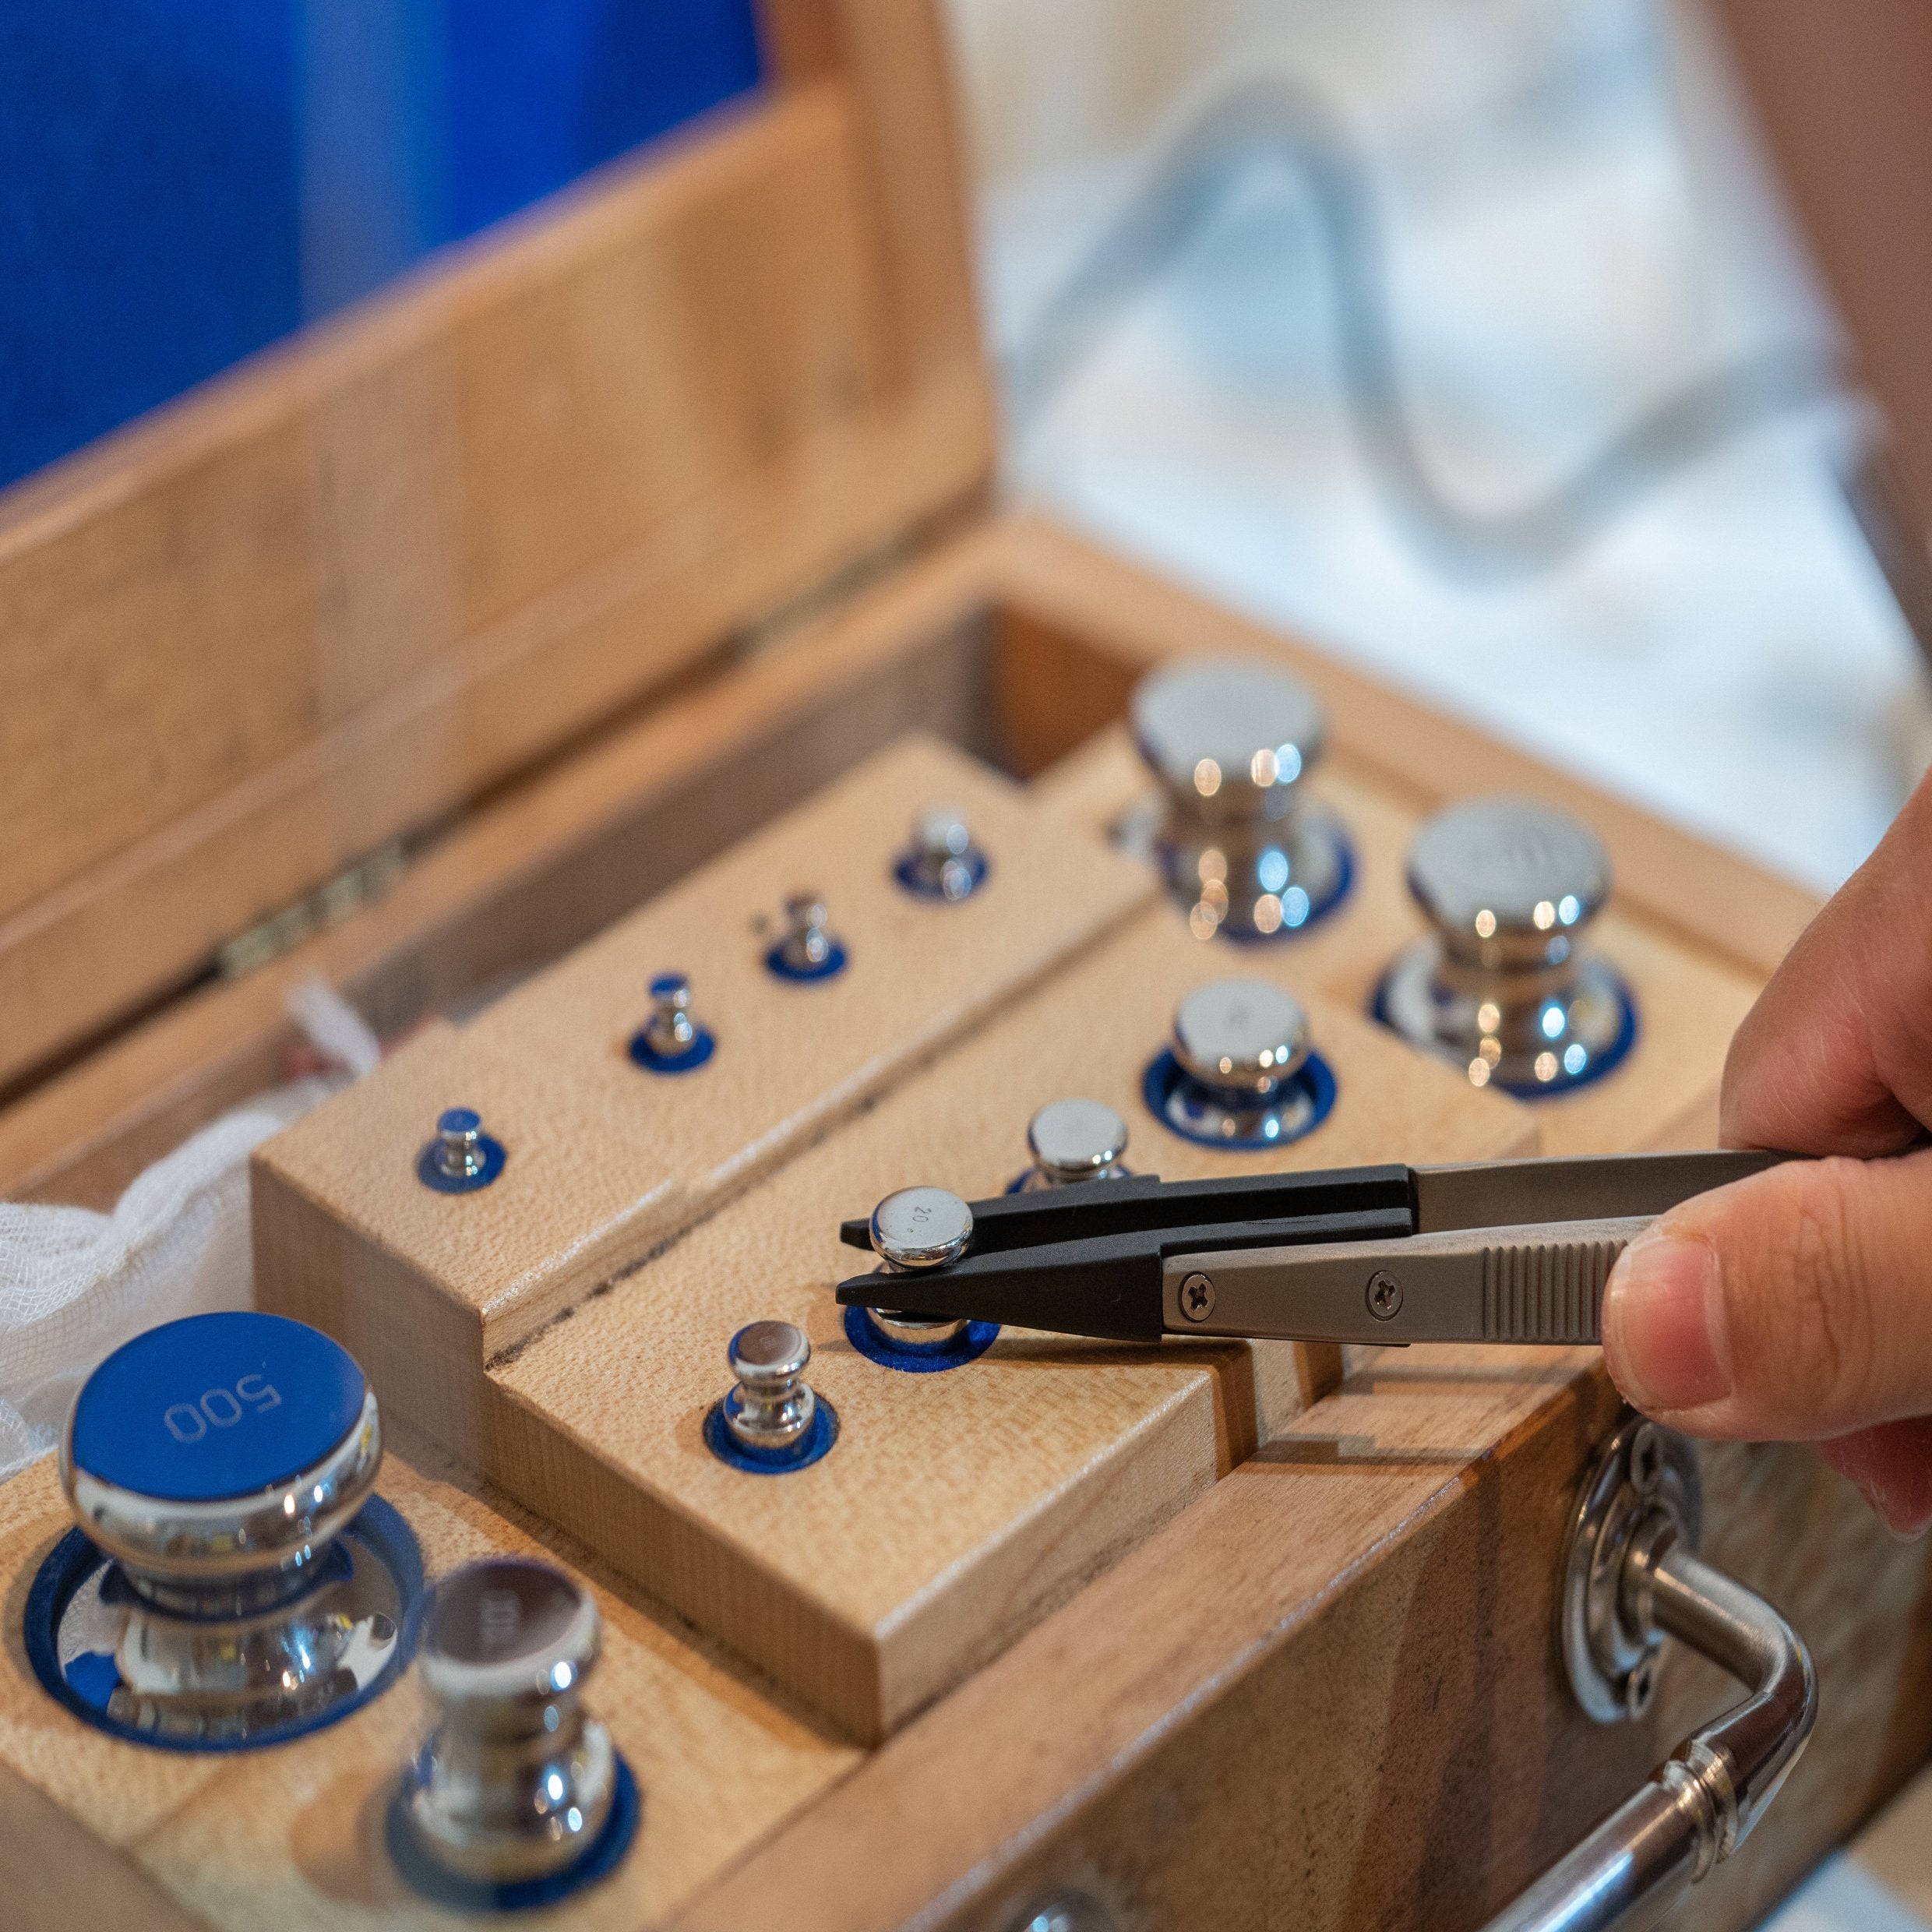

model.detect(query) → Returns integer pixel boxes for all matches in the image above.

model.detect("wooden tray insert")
[481,903,1536,1742]
[253,735,1152,1449]
[0,1437,854,1932]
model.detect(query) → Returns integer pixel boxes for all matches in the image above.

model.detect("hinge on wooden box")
[217,841,407,982]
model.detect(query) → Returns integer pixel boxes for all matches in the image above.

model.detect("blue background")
[0,1,763,492]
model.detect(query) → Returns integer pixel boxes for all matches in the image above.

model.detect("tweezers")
[834,1151,1787,1347]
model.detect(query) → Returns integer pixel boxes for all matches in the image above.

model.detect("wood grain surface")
[0,19,996,1090]
[0,1432,855,1932]
[9,509,1812,1217]
[670,1354,1932,1932]
[252,735,1152,1437]
[485,901,1536,1740]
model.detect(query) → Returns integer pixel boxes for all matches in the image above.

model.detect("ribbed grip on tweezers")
[1480,1236,1630,1343]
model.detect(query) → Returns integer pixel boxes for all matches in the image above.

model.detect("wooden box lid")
[0,0,993,1094]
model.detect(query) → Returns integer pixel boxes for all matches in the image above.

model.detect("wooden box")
[2,5,1927,1930]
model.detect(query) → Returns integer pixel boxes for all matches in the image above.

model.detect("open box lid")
[0,0,994,1094]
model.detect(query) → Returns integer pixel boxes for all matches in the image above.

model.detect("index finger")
[1721,772,1932,1156]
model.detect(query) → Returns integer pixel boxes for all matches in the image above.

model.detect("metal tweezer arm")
[834,1151,1787,1346]
[1162,1215,1655,1345]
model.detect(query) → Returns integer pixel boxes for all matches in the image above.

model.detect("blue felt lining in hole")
[702,1395,839,1472]
[892,849,989,900]
[627,1027,715,1074]
[1367,972,1639,1098]
[386,1755,641,1911]
[764,940,848,983]
[25,1497,424,1752]
[1141,1049,1338,1152]
[842,1304,999,1373]
[416,1133,506,1193]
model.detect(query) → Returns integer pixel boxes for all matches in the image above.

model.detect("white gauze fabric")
[0,978,380,1483]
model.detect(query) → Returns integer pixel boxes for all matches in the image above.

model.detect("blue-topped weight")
[628,971,715,1074]
[765,892,847,982]
[894,806,989,902]
[418,1106,507,1192]
[69,1310,368,1505]
[29,1310,418,1749]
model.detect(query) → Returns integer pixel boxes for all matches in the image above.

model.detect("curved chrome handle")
[1485,1422,1818,1932]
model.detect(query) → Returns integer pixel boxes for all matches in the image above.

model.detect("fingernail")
[1601,1231,1729,1412]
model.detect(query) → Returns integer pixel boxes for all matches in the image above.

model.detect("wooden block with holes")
[483,902,1537,1740]
[251,733,1152,1454]
[0,1437,855,1932]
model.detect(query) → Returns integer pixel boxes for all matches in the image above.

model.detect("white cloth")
[0,978,379,1482]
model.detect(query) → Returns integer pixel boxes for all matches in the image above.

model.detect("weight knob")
[38,1310,410,1746]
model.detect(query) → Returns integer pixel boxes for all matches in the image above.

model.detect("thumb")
[1600,1147,1932,1442]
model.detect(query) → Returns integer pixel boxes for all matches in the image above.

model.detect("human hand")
[1599,773,1932,1534]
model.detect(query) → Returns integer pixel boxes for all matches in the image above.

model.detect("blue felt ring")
[26,1497,424,1752]
[702,1396,839,1473]
[385,1755,641,1911]
[626,1027,715,1074]
[763,939,848,983]
[893,849,989,901]
[842,1304,999,1373]
[1141,1049,1338,1152]
[416,1134,506,1193]
[1367,971,1640,1098]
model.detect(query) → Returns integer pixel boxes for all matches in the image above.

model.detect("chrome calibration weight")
[896,805,989,901]
[844,1185,999,1372]
[392,1557,638,1906]
[704,1321,839,1469]
[1017,1098,1131,1190]
[628,970,715,1073]
[1376,797,1638,1095]
[766,891,848,981]
[1132,658,1352,940]
[29,1310,418,1747]
[1143,977,1337,1148]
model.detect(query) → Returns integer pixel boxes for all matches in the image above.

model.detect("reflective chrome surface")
[1005,1895,1120,1932]
[62,1388,382,1592]
[1484,1416,1817,1932]
[400,1558,618,1886]
[1021,1098,1131,1189]
[723,1320,817,1451]
[53,1377,397,1740]
[1380,797,1631,1093]
[1560,1418,1701,1724]
[433,1109,488,1180]
[902,806,986,901]
[866,1186,975,1345]
[54,1530,403,1743]
[1131,658,1349,940]
[418,1105,506,1191]
[643,972,697,1055]
[1160,978,1320,1143]
[780,893,835,971]
[870,1186,974,1269]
